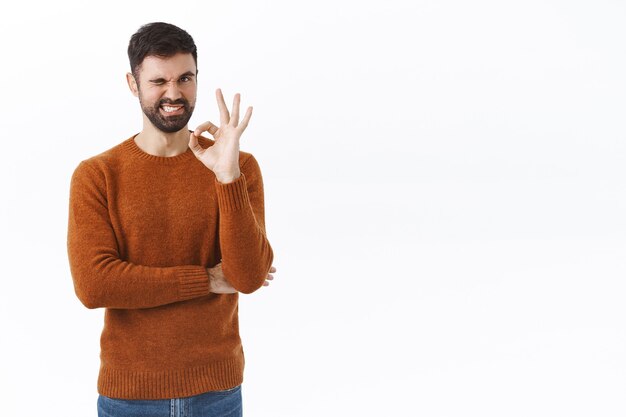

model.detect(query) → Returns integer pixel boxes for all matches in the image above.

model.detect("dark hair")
[127,22,198,82]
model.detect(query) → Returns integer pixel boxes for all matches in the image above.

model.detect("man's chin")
[143,106,194,134]
[151,116,192,133]
[157,124,188,133]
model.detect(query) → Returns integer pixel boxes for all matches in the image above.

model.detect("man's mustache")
[159,99,189,107]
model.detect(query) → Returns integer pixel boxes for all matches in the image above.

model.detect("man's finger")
[231,93,240,127]
[194,121,219,138]
[216,88,230,126]
[238,106,253,132]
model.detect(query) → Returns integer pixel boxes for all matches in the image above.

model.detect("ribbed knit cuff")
[177,266,211,300]
[215,172,250,212]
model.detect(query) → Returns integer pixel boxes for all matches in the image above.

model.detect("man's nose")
[163,81,183,100]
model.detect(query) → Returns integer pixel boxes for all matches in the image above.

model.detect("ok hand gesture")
[189,88,253,183]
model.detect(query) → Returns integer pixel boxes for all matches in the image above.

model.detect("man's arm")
[214,154,274,294]
[67,161,211,309]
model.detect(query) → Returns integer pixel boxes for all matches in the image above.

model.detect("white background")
[1,0,625,416]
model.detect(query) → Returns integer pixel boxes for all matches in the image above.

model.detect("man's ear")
[126,72,139,97]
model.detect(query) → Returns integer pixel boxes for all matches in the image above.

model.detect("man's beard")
[140,96,195,133]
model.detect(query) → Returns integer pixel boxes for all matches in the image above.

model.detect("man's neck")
[134,122,190,157]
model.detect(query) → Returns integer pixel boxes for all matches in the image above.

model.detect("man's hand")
[188,88,253,184]
[207,262,276,294]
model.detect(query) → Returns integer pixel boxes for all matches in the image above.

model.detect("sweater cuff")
[177,266,211,300]
[215,172,250,212]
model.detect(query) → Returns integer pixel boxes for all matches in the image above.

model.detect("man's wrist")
[215,171,241,184]
[206,267,214,292]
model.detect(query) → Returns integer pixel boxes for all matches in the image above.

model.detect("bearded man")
[67,21,276,417]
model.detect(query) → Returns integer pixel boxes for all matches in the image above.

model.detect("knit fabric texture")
[66,133,274,399]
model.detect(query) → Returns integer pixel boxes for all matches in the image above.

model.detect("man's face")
[131,52,197,133]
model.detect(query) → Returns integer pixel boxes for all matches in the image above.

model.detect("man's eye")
[180,77,190,82]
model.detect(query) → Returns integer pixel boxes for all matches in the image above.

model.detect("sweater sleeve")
[67,161,211,309]
[214,154,274,294]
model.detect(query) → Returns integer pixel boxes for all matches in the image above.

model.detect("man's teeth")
[162,106,181,113]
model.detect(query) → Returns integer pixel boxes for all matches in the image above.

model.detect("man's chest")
[108,166,220,250]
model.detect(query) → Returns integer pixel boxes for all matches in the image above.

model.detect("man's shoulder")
[71,134,135,177]
[90,134,133,162]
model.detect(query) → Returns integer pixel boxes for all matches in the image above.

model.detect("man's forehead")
[138,53,196,75]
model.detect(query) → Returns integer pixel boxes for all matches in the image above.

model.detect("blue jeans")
[97,384,242,417]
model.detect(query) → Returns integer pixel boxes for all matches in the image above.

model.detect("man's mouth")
[160,104,185,116]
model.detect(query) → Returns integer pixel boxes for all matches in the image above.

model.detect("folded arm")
[67,161,210,309]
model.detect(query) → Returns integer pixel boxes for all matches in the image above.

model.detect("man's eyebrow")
[148,72,196,83]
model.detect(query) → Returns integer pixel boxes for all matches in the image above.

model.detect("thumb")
[188,132,204,156]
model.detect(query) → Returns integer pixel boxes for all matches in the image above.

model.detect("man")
[67,22,275,416]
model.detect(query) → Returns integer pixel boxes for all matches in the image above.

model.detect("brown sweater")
[66,133,274,400]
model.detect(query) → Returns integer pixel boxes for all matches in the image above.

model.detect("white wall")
[1,1,625,416]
